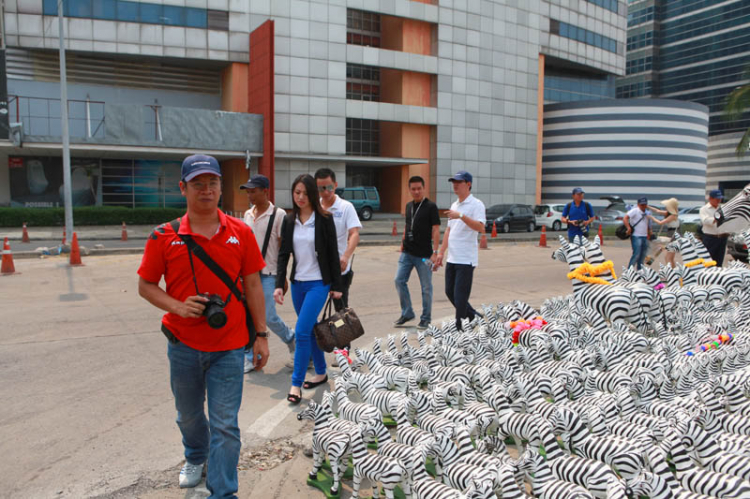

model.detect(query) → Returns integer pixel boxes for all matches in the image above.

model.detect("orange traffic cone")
[1,238,16,275]
[480,233,489,250]
[21,222,30,243]
[392,221,397,236]
[491,221,498,238]
[597,224,603,246]
[69,232,84,266]
[62,228,67,246]
[121,221,128,241]
[538,226,548,248]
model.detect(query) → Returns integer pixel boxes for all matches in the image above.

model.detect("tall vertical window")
[346,118,380,156]
[346,64,380,101]
[347,9,381,47]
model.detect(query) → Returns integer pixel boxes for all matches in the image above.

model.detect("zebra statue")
[715,183,750,232]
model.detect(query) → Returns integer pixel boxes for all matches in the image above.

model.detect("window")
[346,118,380,156]
[347,9,381,47]
[41,0,225,30]
[346,64,380,101]
[367,190,378,200]
[353,190,365,200]
[549,20,619,54]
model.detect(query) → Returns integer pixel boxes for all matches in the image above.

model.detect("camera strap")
[170,218,243,304]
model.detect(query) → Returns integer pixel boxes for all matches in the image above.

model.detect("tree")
[724,75,750,156]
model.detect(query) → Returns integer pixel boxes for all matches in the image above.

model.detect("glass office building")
[617,0,750,135]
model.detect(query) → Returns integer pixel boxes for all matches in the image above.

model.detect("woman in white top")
[274,174,342,404]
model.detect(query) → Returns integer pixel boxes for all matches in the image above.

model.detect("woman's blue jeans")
[167,341,244,499]
[290,279,330,387]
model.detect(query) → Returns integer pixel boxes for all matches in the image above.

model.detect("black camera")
[201,293,228,329]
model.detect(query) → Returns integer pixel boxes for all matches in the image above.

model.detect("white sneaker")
[244,357,255,373]
[179,462,204,488]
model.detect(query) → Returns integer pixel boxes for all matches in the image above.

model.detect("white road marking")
[246,399,296,438]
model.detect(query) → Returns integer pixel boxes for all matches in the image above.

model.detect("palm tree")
[724,74,750,156]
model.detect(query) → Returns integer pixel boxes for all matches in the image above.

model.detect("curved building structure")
[542,99,709,207]
[707,132,750,200]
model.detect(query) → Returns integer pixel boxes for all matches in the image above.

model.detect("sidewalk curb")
[9,237,565,259]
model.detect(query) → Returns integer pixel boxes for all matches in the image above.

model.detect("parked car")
[678,206,702,227]
[591,196,629,230]
[335,186,380,221]
[534,204,567,231]
[484,204,535,233]
[728,231,748,263]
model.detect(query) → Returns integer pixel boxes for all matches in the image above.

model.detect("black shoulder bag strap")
[170,218,256,346]
[260,208,277,260]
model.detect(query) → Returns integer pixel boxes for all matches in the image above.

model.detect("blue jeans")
[291,280,330,387]
[394,252,433,323]
[245,274,294,362]
[629,236,649,269]
[167,341,244,499]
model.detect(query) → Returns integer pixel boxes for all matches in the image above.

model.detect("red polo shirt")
[138,210,265,352]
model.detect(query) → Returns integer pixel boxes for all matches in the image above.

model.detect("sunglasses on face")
[318,185,335,193]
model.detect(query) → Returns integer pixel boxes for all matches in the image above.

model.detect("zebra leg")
[371,479,381,499]
[330,457,341,495]
[351,470,363,499]
[309,449,323,480]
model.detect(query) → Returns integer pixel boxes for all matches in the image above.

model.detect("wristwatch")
[256,331,269,338]
[459,212,464,219]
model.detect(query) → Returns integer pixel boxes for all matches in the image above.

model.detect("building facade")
[707,132,750,200]
[617,0,750,136]
[541,99,709,208]
[0,0,627,214]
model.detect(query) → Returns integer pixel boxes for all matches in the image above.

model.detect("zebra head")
[549,406,578,436]
[515,447,544,475]
[715,183,750,227]
[297,399,323,422]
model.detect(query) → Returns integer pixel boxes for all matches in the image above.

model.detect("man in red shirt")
[137,154,268,497]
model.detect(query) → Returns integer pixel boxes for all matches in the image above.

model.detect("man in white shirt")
[700,189,727,266]
[623,196,652,270]
[240,175,295,372]
[315,168,362,309]
[436,171,486,331]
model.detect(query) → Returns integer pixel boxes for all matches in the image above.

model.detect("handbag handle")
[322,296,334,320]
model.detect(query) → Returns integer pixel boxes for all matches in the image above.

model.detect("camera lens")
[205,305,227,329]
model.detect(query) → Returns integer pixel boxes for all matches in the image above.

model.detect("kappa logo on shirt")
[170,241,185,246]
[333,211,343,218]
[226,236,240,245]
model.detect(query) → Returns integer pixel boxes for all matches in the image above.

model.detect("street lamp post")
[58,0,74,242]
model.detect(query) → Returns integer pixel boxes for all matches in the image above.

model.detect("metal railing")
[8,94,106,138]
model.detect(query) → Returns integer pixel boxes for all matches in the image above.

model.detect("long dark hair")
[291,174,328,219]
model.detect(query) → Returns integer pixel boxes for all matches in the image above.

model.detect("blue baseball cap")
[240,174,270,190]
[572,187,585,195]
[709,189,724,200]
[181,154,221,182]
[448,170,473,183]
[637,197,648,205]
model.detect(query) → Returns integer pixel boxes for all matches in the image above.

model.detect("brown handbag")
[313,297,365,352]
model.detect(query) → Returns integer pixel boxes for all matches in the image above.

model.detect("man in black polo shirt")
[394,176,441,329]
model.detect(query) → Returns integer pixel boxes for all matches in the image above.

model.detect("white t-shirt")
[626,207,651,238]
[243,203,284,276]
[699,203,720,236]
[324,195,362,274]
[293,212,323,281]
[447,194,486,267]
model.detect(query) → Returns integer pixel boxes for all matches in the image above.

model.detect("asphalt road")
[0,242,639,498]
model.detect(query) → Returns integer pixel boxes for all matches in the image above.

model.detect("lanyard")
[411,199,424,230]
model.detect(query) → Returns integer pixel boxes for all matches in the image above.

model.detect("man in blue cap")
[700,189,727,266]
[436,170,486,331]
[560,187,594,243]
[623,196,652,269]
[241,174,296,372]
[137,154,269,496]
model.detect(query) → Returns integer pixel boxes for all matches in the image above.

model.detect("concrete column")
[0,152,10,206]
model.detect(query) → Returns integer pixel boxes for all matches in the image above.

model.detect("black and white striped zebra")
[349,419,408,499]
[320,391,393,446]
[442,462,497,498]
[355,348,411,393]
[378,440,432,496]
[297,400,352,496]
[676,418,750,483]
[333,376,383,426]
[550,406,643,480]
[412,476,493,499]
[517,447,596,499]
[715,378,750,415]
[715,183,750,230]
[346,371,412,419]
[664,424,750,498]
